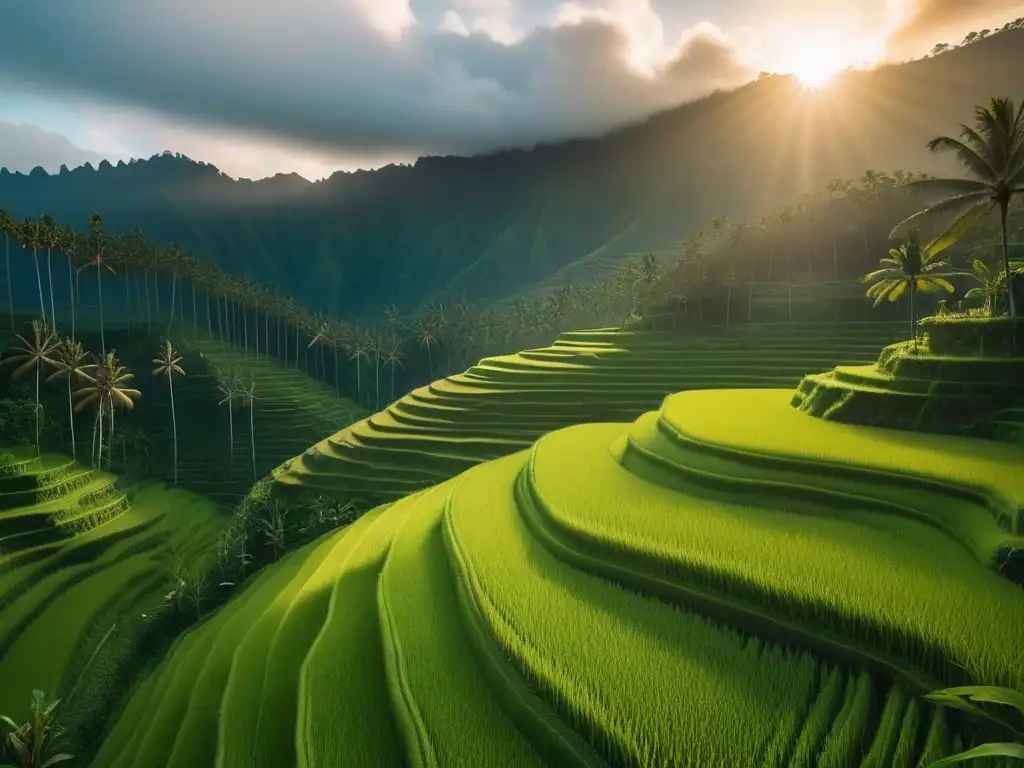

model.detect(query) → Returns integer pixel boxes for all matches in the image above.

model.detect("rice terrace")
[1,7,1024,768]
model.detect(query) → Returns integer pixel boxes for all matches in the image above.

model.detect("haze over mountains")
[2,28,1023,318]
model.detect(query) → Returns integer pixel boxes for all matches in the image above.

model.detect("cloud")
[0,121,107,173]
[0,0,755,159]
[885,0,1024,53]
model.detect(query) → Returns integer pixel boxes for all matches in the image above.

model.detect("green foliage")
[0,690,73,768]
[925,686,1024,765]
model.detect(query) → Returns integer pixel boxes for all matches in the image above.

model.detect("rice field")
[272,323,904,507]
[87,322,1023,767]
[94,402,1021,765]
[151,329,364,505]
[0,451,224,724]
[528,419,1024,692]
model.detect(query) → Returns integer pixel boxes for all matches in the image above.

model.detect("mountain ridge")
[2,28,1023,317]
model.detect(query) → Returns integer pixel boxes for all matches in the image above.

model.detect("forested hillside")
[1,27,1023,318]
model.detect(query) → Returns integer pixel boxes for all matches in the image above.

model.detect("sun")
[782,35,851,88]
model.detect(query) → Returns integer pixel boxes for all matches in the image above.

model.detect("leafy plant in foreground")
[925,686,1024,766]
[0,690,73,768]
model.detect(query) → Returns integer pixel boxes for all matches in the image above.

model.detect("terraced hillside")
[272,322,905,506]
[94,388,1024,767]
[0,449,224,742]
[68,326,364,507]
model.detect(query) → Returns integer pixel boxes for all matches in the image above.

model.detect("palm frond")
[920,277,955,293]
[927,135,996,181]
[903,177,990,196]
[887,280,908,302]
[862,268,904,283]
[890,191,990,240]
[923,201,994,259]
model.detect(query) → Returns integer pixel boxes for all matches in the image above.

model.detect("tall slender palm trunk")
[1000,204,1017,318]
[910,282,918,351]
[227,405,234,464]
[66,375,76,460]
[249,403,256,481]
[97,269,107,355]
[168,374,178,485]
[46,248,56,328]
[5,233,13,329]
[32,249,45,320]
[33,364,41,455]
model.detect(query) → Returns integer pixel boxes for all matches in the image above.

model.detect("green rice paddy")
[159,331,364,505]
[0,450,224,722]
[92,344,1024,765]
[272,322,905,507]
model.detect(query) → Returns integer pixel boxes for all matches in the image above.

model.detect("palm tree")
[59,227,80,341]
[74,351,141,469]
[891,97,1024,318]
[0,320,60,454]
[411,312,438,378]
[239,379,258,481]
[863,232,956,349]
[152,340,185,486]
[383,335,404,402]
[41,215,60,329]
[46,338,88,462]
[78,214,116,355]
[215,369,241,464]
[19,217,48,320]
[0,207,15,329]
[346,328,372,404]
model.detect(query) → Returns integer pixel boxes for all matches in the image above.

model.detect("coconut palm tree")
[46,338,88,462]
[152,340,185,486]
[215,368,241,464]
[239,378,258,481]
[863,232,956,349]
[383,335,404,402]
[0,207,15,329]
[19,217,48,321]
[411,311,439,378]
[59,227,80,341]
[74,351,141,469]
[77,214,116,355]
[346,328,373,405]
[891,97,1024,318]
[40,215,60,329]
[0,320,60,454]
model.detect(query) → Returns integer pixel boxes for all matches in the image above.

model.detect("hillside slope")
[0,451,224,751]
[271,322,906,506]
[2,30,1024,315]
[91,388,1024,767]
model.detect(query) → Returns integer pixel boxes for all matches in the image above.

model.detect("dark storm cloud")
[0,1,754,155]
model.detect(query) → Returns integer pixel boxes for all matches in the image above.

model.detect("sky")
[0,0,1021,180]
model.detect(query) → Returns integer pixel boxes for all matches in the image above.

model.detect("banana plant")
[925,685,1024,766]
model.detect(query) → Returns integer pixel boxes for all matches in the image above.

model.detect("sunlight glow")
[780,28,864,88]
